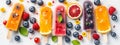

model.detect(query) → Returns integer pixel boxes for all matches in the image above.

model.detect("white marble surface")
[0,0,120,45]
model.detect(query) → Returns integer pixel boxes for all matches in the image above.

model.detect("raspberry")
[33,23,40,30]
[3,20,7,25]
[78,35,83,40]
[92,33,100,40]
[109,6,116,15]
[22,12,29,21]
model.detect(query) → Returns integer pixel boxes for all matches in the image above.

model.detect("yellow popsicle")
[94,5,111,34]
[6,3,24,31]
[40,6,52,35]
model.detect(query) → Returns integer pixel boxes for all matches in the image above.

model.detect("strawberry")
[22,12,29,21]
[33,23,40,30]
[3,20,7,25]
[92,33,100,40]
[109,6,116,15]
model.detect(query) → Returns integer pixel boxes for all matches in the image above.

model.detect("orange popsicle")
[94,5,111,34]
[40,6,52,35]
[6,3,24,31]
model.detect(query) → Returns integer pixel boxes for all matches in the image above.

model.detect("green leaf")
[19,27,28,36]
[72,40,80,45]
[52,36,58,42]
[58,15,63,23]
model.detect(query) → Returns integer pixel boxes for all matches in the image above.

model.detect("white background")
[0,0,120,45]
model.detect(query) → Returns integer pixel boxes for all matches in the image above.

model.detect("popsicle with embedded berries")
[83,1,95,40]
[6,3,24,39]
[53,4,66,45]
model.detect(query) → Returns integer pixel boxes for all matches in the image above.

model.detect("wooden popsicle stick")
[103,34,108,45]
[87,29,91,40]
[58,37,62,45]
[43,35,48,45]
[7,30,12,40]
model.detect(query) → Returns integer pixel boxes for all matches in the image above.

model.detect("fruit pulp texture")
[94,6,110,32]
[69,5,80,17]
[6,3,24,31]
[55,5,66,36]
[83,1,94,30]
[40,7,52,35]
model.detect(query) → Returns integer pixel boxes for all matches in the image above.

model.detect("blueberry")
[85,3,93,9]
[30,0,36,3]
[111,14,117,21]
[75,24,81,31]
[73,32,79,38]
[59,0,65,3]
[64,36,70,43]
[94,0,101,6]
[37,0,44,6]
[86,8,93,14]
[110,31,116,37]
[66,30,71,36]
[46,43,50,45]
[57,11,62,15]
[15,35,20,41]
[6,0,11,5]
[29,28,34,34]
[94,40,100,45]
[87,14,93,19]
[22,21,29,28]
[30,17,36,24]
[67,22,73,28]
[29,6,35,13]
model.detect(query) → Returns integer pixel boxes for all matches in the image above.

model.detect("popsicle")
[83,1,94,40]
[53,4,66,45]
[94,5,111,43]
[6,3,24,39]
[40,6,52,45]
[6,3,24,31]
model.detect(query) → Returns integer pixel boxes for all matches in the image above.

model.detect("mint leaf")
[52,36,58,42]
[19,27,28,36]
[72,40,80,45]
[58,15,63,23]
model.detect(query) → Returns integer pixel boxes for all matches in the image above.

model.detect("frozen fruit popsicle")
[6,3,24,31]
[83,1,94,40]
[40,6,52,45]
[40,6,52,35]
[53,4,66,45]
[6,3,24,39]
[94,5,111,43]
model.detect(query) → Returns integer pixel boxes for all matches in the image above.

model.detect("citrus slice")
[68,4,82,19]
